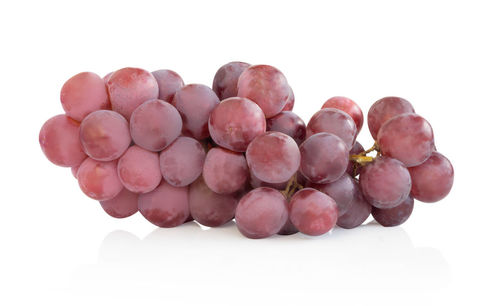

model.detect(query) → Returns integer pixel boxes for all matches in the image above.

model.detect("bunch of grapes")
[39,62,454,239]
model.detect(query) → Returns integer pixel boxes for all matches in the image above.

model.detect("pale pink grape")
[367,96,415,139]
[118,146,162,193]
[408,152,454,202]
[77,158,123,201]
[202,147,248,194]
[100,188,139,218]
[152,69,184,103]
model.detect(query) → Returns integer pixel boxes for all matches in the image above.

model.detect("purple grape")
[235,187,288,239]
[346,141,364,177]
[266,111,306,145]
[77,158,123,201]
[359,157,411,209]
[278,198,299,236]
[299,132,349,184]
[249,172,288,190]
[100,188,139,218]
[117,146,162,194]
[337,186,372,229]
[212,61,250,100]
[408,152,454,202]
[289,188,338,236]
[202,147,248,194]
[307,173,357,216]
[367,96,415,139]
[151,69,184,103]
[321,96,363,136]
[377,113,434,167]
[306,108,357,149]
[372,196,414,227]
[282,87,295,111]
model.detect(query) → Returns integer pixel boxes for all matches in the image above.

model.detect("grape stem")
[281,174,303,199]
[350,142,380,176]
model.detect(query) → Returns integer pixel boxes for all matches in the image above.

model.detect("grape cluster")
[39,62,454,239]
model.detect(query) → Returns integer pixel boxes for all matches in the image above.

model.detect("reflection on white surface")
[71,221,450,302]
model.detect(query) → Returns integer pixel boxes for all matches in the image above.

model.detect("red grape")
[77,158,123,201]
[138,180,189,227]
[306,108,357,149]
[159,136,205,187]
[237,65,289,118]
[377,113,434,167]
[60,72,110,122]
[203,147,248,194]
[246,131,300,184]
[171,84,220,140]
[282,87,295,111]
[235,187,288,239]
[79,110,131,161]
[307,173,357,216]
[321,96,363,136]
[208,97,266,152]
[336,187,372,229]
[117,146,162,193]
[367,96,415,139]
[289,188,338,236]
[106,67,159,120]
[71,164,80,179]
[266,111,306,145]
[151,69,184,103]
[212,61,250,100]
[408,152,454,202]
[278,198,298,235]
[372,196,414,227]
[299,132,349,184]
[359,157,411,209]
[102,72,113,83]
[100,188,139,218]
[346,141,364,177]
[39,115,87,167]
[249,172,288,190]
[129,99,182,151]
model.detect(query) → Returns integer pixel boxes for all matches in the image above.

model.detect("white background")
[0,0,498,305]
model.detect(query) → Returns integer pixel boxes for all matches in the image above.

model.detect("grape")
[138,180,189,227]
[367,96,415,139]
[306,108,357,149]
[39,115,87,167]
[246,131,300,184]
[289,188,338,236]
[359,157,411,209]
[159,136,205,187]
[299,132,349,184]
[151,69,184,103]
[188,177,238,227]
[372,196,414,227]
[237,65,290,118]
[106,67,159,120]
[321,96,363,136]
[212,61,250,100]
[79,110,131,161]
[278,200,298,235]
[77,158,123,201]
[235,187,288,239]
[60,72,110,122]
[71,164,80,179]
[249,172,288,190]
[171,84,220,140]
[408,152,454,202]
[202,147,248,194]
[282,87,295,111]
[129,99,182,151]
[307,173,357,216]
[100,188,139,218]
[377,113,434,167]
[346,141,364,177]
[117,146,162,193]
[266,111,306,145]
[336,187,372,229]
[102,72,113,83]
[208,97,266,152]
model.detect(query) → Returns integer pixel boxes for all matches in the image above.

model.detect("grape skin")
[408,152,454,202]
[377,113,434,167]
[266,111,306,145]
[106,67,159,120]
[359,157,411,209]
[246,131,300,184]
[159,136,205,187]
[77,158,123,201]
[282,87,295,111]
[39,115,87,167]
[237,65,290,118]
[208,97,266,152]
[188,177,238,227]
[202,147,249,194]
[100,188,139,219]
[306,108,357,149]
[117,146,162,194]
[321,96,363,136]
[299,132,349,184]
[60,72,110,122]
[212,61,250,100]
[367,96,415,139]
[346,141,364,177]
[249,172,288,190]
[172,84,220,140]
[336,186,372,229]
[129,99,182,151]
[79,110,131,161]
[71,164,80,179]
[151,69,184,103]
[372,196,414,227]
[289,188,338,236]
[307,173,357,217]
[235,187,288,239]
[138,181,189,228]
